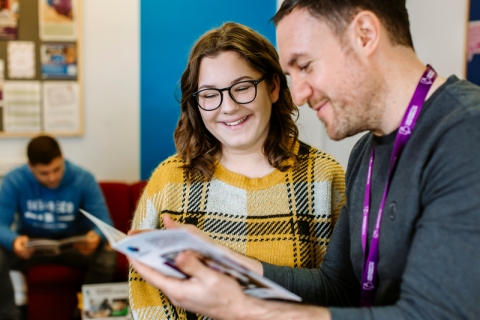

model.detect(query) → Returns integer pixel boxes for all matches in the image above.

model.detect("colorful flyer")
[468,21,480,63]
[467,0,480,86]
[7,41,36,79]
[0,0,19,40]
[42,81,80,132]
[39,0,77,41]
[82,282,132,320]
[3,81,41,132]
[41,43,77,79]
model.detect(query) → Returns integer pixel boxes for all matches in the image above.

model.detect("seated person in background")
[0,135,117,320]
[129,22,346,319]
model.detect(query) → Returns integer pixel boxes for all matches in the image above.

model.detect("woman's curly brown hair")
[174,22,299,182]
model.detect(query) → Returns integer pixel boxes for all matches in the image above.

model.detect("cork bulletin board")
[0,0,82,137]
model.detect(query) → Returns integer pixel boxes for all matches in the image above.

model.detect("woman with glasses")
[129,22,345,320]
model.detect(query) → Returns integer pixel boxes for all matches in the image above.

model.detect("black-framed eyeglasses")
[192,76,266,111]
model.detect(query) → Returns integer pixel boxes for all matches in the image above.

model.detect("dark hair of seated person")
[27,135,62,166]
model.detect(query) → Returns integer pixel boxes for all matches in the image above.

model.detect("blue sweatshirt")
[0,159,113,251]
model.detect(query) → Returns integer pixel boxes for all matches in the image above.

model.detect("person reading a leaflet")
[0,135,117,320]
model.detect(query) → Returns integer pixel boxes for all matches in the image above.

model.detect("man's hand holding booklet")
[80,209,300,301]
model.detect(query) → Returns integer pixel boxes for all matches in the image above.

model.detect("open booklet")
[80,209,301,302]
[26,235,88,256]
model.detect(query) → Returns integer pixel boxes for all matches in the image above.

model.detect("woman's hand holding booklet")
[80,209,301,301]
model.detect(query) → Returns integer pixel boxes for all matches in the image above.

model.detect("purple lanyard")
[360,65,437,307]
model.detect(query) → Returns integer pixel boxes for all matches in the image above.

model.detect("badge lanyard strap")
[360,65,437,307]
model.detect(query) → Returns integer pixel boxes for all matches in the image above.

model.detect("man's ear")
[347,10,381,57]
[269,74,281,104]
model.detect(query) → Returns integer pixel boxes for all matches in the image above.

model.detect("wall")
[278,0,469,170]
[0,0,469,180]
[140,0,277,179]
[0,0,140,182]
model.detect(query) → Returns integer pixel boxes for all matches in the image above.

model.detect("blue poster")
[41,43,77,79]
[467,0,480,85]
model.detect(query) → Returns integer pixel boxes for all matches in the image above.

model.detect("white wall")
[407,0,469,78]
[278,0,469,169]
[0,0,467,178]
[0,0,140,182]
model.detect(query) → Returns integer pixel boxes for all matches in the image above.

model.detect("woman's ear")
[269,74,281,103]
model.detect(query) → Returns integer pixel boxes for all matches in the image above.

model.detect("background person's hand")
[130,250,250,320]
[13,235,34,259]
[75,230,101,255]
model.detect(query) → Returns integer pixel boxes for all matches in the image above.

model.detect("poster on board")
[0,0,18,40]
[42,81,80,132]
[0,60,4,131]
[467,0,480,86]
[39,0,77,41]
[3,81,41,132]
[7,41,36,79]
[41,43,77,79]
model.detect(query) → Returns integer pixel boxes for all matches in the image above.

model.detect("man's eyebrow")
[287,53,305,67]
[198,76,253,90]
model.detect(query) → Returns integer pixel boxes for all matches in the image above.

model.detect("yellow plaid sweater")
[129,141,346,320]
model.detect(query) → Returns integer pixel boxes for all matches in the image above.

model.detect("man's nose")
[290,75,312,106]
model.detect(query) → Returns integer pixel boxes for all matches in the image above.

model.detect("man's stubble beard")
[325,52,384,141]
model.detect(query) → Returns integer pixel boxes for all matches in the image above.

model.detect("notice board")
[0,0,82,137]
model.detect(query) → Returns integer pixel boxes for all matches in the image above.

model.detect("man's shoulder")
[3,164,31,185]
[346,133,371,164]
[430,76,480,122]
[63,160,96,185]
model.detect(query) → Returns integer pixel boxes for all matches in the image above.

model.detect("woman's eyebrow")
[198,75,254,90]
[230,75,253,84]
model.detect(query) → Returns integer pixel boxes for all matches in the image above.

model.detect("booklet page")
[81,209,301,301]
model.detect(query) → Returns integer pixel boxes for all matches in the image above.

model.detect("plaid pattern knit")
[129,141,346,320]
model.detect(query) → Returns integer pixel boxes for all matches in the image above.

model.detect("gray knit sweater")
[263,76,480,319]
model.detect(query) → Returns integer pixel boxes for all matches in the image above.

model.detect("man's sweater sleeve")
[263,206,360,307]
[0,174,20,251]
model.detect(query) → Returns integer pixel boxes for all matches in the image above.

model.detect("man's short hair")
[27,135,62,165]
[272,0,414,49]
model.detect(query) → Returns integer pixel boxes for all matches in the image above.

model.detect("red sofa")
[24,181,147,320]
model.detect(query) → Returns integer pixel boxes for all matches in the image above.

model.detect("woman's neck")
[218,148,275,179]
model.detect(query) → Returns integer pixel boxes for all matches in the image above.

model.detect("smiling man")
[128,0,480,319]
[0,135,116,320]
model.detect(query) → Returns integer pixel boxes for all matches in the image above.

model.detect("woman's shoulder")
[147,154,186,185]
[295,140,345,178]
[156,154,186,169]
[296,141,341,165]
